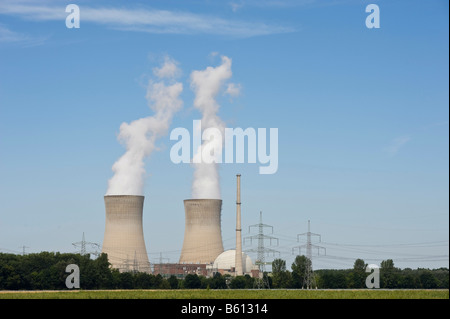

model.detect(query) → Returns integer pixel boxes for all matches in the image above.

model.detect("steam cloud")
[106,57,183,195]
[190,55,238,199]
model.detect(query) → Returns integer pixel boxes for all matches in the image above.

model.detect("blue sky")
[0,0,448,270]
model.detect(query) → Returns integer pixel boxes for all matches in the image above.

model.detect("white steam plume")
[106,57,183,195]
[190,55,236,199]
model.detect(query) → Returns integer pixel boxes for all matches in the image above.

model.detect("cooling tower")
[179,199,224,264]
[102,195,151,273]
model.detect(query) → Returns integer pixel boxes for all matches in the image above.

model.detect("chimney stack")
[235,174,243,276]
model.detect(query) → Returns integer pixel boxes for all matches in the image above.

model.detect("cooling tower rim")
[184,198,222,202]
[104,194,144,198]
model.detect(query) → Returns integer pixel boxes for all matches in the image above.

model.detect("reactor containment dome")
[213,249,256,276]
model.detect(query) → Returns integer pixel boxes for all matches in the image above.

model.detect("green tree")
[271,258,291,288]
[168,275,179,289]
[397,271,417,288]
[348,259,367,288]
[229,275,246,289]
[272,258,285,287]
[380,259,399,288]
[432,268,449,289]
[93,253,113,289]
[2,264,22,290]
[184,274,201,289]
[228,275,254,289]
[419,270,439,289]
[210,272,227,289]
[154,274,164,288]
[246,274,256,288]
[110,268,122,288]
[291,255,310,288]
[78,254,98,289]
[119,272,134,289]
[316,269,348,288]
[158,277,170,289]
[134,272,153,289]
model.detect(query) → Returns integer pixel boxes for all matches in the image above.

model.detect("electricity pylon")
[72,232,100,256]
[156,252,170,276]
[244,211,279,289]
[292,220,325,289]
[19,245,29,256]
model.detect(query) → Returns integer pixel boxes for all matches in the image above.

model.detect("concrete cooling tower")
[179,199,224,264]
[102,195,151,273]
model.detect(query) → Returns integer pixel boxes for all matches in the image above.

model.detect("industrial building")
[152,263,210,278]
[152,250,259,278]
[213,249,259,277]
[101,175,258,278]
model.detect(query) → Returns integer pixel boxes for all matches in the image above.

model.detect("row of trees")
[271,256,449,289]
[0,252,252,290]
[0,252,448,290]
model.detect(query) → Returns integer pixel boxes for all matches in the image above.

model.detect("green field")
[0,289,448,299]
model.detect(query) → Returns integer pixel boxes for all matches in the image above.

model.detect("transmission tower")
[132,251,138,274]
[156,252,170,276]
[244,211,279,289]
[19,245,29,256]
[292,220,325,289]
[72,232,100,256]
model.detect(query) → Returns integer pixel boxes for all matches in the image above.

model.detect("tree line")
[0,252,448,290]
[271,256,449,289]
[0,252,246,290]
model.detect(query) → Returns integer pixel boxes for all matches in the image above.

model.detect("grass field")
[0,289,448,299]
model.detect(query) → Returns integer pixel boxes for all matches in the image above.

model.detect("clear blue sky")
[0,0,448,270]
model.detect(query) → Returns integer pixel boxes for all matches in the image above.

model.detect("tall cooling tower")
[102,195,151,273]
[179,199,224,264]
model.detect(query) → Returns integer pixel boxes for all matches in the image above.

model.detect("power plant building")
[100,176,257,278]
[213,249,259,277]
[152,251,259,278]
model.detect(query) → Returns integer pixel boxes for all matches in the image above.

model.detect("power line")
[320,240,449,248]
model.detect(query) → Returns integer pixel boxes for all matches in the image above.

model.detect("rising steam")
[190,55,238,199]
[106,57,183,195]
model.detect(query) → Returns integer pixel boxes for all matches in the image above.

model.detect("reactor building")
[101,195,151,273]
[179,199,224,264]
[213,249,258,277]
